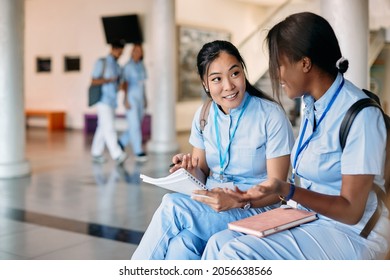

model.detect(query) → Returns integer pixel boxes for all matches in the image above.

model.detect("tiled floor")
[0,128,193,260]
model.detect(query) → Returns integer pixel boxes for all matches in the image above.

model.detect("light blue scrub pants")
[119,94,144,155]
[202,218,389,260]
[131,193,267,260]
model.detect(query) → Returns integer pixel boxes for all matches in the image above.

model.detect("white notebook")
[140,168,208,196]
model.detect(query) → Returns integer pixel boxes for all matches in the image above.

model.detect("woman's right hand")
[169,153,199,173]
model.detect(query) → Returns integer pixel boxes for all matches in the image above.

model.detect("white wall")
[370,0,390,30]
[24,0,268,131]
[25,0,152,130]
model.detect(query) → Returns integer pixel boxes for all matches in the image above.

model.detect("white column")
[147,0,180,153]
[0,0,30,178]
[382,44,390,114]
[321,0,369,89]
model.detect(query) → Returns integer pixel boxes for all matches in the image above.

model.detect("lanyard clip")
[289,171,296,184]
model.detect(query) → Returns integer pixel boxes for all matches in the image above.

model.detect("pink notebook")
[228,207,317,238]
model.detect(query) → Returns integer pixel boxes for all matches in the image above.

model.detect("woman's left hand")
[192,188,243,212]
[226,178,285,202]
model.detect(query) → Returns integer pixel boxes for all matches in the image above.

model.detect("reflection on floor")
[0,128,192,260]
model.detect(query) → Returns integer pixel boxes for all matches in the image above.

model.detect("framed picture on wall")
[36,57,51,73]
[64,56,81,72]
[178,25,231,101]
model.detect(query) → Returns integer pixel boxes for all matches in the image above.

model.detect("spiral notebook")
[228,207,317,238]
[140,168,208,196]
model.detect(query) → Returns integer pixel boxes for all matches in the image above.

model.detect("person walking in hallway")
[91,39,128,165]
[118,43,148,162]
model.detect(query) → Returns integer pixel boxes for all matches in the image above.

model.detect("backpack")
[339,89,390,238]
[200,93,390,238]
[88,58,106,107]
[199,98,213,134]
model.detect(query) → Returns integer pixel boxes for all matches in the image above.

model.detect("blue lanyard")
[214,96,250,181]
[291,79,345,183]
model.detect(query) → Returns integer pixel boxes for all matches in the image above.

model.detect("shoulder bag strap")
[199,98,212,134]
[339,98,389,238]
[100,58,106,79]
[339,98,382,150]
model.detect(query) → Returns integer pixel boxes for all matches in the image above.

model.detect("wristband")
[279,184,295,203]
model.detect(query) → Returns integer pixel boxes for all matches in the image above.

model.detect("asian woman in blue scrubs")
[131,40,295,260]
[202,12,390,260]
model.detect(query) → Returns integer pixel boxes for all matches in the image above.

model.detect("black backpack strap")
[360,184,384,238]
[101,58,106,77]
[339,96,389,238]
[199,98,212,134]
[362,89,381,106]
[339,98,382,150]
[96,57,106,79]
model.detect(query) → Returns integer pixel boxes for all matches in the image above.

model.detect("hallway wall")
[24,0,267,131]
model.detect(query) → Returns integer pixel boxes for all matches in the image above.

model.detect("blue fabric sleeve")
[91,58,105,79]
[265,104,295,159]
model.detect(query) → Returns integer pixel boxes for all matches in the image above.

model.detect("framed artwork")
[178,25,231,101]
[64,56,81,72]
[36,57,51,72]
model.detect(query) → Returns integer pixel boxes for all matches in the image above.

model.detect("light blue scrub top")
[91,54,122,108]
[122,58,147,102]
[293,73,387,234]
[190,93,295,191]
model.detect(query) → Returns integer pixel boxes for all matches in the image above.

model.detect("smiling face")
[203,51,246,114]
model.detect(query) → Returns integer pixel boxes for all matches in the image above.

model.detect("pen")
[169,161,181,168]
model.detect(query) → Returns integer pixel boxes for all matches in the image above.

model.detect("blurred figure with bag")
[91,39,128,165]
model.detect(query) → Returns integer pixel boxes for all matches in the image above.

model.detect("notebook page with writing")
[140,168,208,196]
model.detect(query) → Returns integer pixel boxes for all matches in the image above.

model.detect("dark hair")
[111,39,126,49]
[266,12,349,98]
[197,40,273,102]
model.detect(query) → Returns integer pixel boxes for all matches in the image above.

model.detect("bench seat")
[25,110,66,131]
